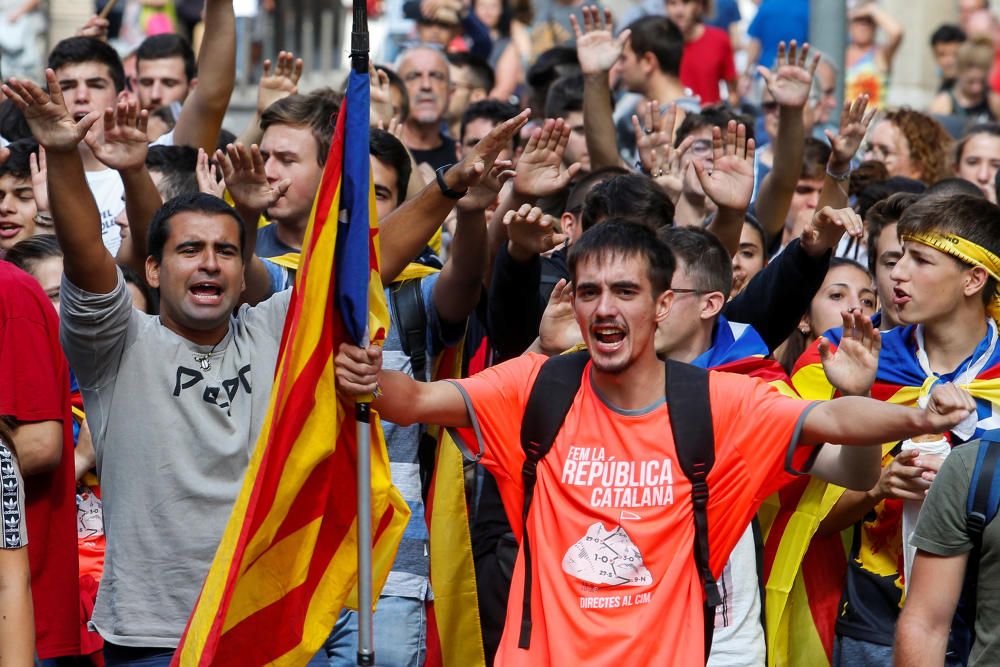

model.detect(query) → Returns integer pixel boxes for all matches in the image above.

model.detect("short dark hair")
[801,137,831,180]
[565,166,630,215]
[460,99,520,144]
[569,219,676,294]
[658,226,732,296]
[447,51,496,92]
[897,194,1000,307]
[48,36,127,93]
[955,122,1000,163]
[581,174,674,231]
[119,263,157,314]
[931,24,966,47]
[924,177,986,199]
[260,89,342,165]
[855,174,926,221]
[145,145,200,201]
[675,105,755,146]
[0,100,31,143]
[147,192,247,263]
[865,192,920,274]
[625,16,684,77]
[5,234,61,274]
[375,65,410,123]
[545,74,584,119]
[370,128,412,207]
[0,139,36,180]
[742,212,767,252]
[136,33,197,82]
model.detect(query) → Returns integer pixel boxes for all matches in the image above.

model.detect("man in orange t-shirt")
[335,220,975,665]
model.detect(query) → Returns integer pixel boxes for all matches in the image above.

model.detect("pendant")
[194,354,211,371]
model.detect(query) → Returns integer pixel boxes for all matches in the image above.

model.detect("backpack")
[516,350,721,662]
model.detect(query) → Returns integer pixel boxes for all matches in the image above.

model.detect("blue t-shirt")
[707,0,741,30]
[747,0,809,69]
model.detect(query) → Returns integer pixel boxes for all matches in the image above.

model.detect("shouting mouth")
[189,282,224,306]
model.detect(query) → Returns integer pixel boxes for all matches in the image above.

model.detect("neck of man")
[644,74,687,104]
[683,22,704,43]
[403,119,444,151]
[879,307,902,332]
[664,321,714,364]
[921,304,991,375]
[590,347,667,411]
[161,315,231,347]
[275,217,308,251]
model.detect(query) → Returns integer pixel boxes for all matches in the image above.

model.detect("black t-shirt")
[410,135,458,172]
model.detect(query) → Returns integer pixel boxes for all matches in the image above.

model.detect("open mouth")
[592,323,626,349]
[0,222,23,239]
[73,111,91,122]
[189,282,224,304]
[892,287,911,306]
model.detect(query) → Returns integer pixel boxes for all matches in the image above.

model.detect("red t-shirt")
[680,25,737,105]
[0,261,81,659]
[452,354,815,666]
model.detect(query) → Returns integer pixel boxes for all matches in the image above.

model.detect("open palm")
[514,118,580,198]
[759,41,818,109]
[826,94,876,165]
[86,102,149,171]
[819,311,880,397]
[571,7,628,75]
[696,122,755,211]
[2,71,99,152]
[217,143,289,212]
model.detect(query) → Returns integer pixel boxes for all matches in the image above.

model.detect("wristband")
[826,165,851,182]
[435,164,468,200]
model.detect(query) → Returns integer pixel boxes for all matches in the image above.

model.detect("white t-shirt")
[708,524,766,667]
[85,168,125,258]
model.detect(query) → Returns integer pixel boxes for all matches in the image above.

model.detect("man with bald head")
[396,45,458,170]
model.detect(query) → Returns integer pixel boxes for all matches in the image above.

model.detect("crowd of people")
[6,0,1000,666]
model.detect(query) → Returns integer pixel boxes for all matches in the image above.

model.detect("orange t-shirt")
[451,354,817,666]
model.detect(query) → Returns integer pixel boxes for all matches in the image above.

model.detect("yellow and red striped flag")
[172,68,409,666]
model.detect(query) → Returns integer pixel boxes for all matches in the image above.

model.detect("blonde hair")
[957,35,995,71]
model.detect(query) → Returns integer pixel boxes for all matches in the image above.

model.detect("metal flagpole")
[351,2,374,665]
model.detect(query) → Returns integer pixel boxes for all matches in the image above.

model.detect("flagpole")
[350,1,374,664]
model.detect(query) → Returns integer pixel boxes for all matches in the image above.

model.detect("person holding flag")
[783,192,1000,665]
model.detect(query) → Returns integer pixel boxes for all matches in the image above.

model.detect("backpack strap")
[517,350,590,649]
[666,359,720,663]
[967,437,1000,550]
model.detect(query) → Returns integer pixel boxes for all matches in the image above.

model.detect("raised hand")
[693,121,755,211]
[215,142,290,213]
[257,51,304,116]
[919,383,977,441]
[514,117,582,199]
[758,40,819,109]
[539,278,584,354]
[649,134,694,203]
[30,146,49,213]
[504,203,566,261]
[819,310,881,397]
[825,94,877,168]
[2,70,101,153]
[444,109,531,193]
[76,14,110,41]
[570,6,630,76]
[84,101,150,172]
[633,101,676,174]
[195,147,226,199]
[458,160,515,212]
[370,65,395,127]
[800,205,863,257]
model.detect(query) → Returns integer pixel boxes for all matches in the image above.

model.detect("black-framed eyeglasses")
[671,288,707,295]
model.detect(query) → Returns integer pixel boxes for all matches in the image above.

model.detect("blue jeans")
[315,595,426,667]
[102,644,174,667]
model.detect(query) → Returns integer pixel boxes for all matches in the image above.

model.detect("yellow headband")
[902,231,1000,318]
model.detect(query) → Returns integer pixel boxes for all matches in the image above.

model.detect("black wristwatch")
[435,164,468,200]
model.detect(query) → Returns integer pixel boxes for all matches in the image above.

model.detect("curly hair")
[882,108,953,184]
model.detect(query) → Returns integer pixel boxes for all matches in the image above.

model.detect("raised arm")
[237,51,303,147]
[2,71,115,293]
[695,120,755,257]
[380,109,530,283]
[172,0,236,151]
[214,142,291,305]
[334,343,471,428]
[572,7,629,170]
[817,94,875,213]
[755,41,819,241]
[83,101,162,276]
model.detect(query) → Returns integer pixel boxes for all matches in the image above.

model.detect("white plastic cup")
[901,435,951,591]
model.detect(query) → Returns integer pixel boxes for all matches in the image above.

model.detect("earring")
[798,323,810,335]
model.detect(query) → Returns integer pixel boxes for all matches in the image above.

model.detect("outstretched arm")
[2,70,114,293]
[172,0,236,151]
[572,6,628,170]
[335,343,471,428]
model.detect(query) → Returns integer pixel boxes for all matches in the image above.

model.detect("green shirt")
[911,442,1000,666]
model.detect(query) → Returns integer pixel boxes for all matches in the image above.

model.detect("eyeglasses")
[671,287,708,296]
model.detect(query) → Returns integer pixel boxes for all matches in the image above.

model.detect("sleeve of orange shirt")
[447,352,547,486]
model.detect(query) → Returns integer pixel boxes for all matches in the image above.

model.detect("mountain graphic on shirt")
[562,521,653,587]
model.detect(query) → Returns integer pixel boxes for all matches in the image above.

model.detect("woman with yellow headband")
[784,193,1000,665]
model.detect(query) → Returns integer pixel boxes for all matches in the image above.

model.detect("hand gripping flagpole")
[350,3,375,666]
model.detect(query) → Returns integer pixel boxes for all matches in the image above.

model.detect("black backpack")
[515,351,721,662]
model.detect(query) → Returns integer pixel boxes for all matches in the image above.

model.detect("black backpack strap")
[517,350,590,649]
[967,438,1000,550]
[665,359,719,663]
[751,516,768,666]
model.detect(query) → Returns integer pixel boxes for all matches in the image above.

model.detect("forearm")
[894,607,950,666]
[173,0,236,150]
[816,487,879,537]
[372,369,471,428]
[582,72,625,170]
[237,113,264,147]
[488,243,546,360]
[673,196,707,229]
[810,443,881,491]
[380,179,458,283]
[120,165,162,273]
[817,158,850,213]
[0,549,34,667]
[487,189,529,266]
[434,208,488,324]
[803,397,927,447]
[756,106,805,239]
[706,205,745,257]
[47,149,118,292]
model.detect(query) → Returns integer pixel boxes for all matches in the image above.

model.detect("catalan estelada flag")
[691,317,794,394]
[762,319,1000,666]
[172,68,409,666]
